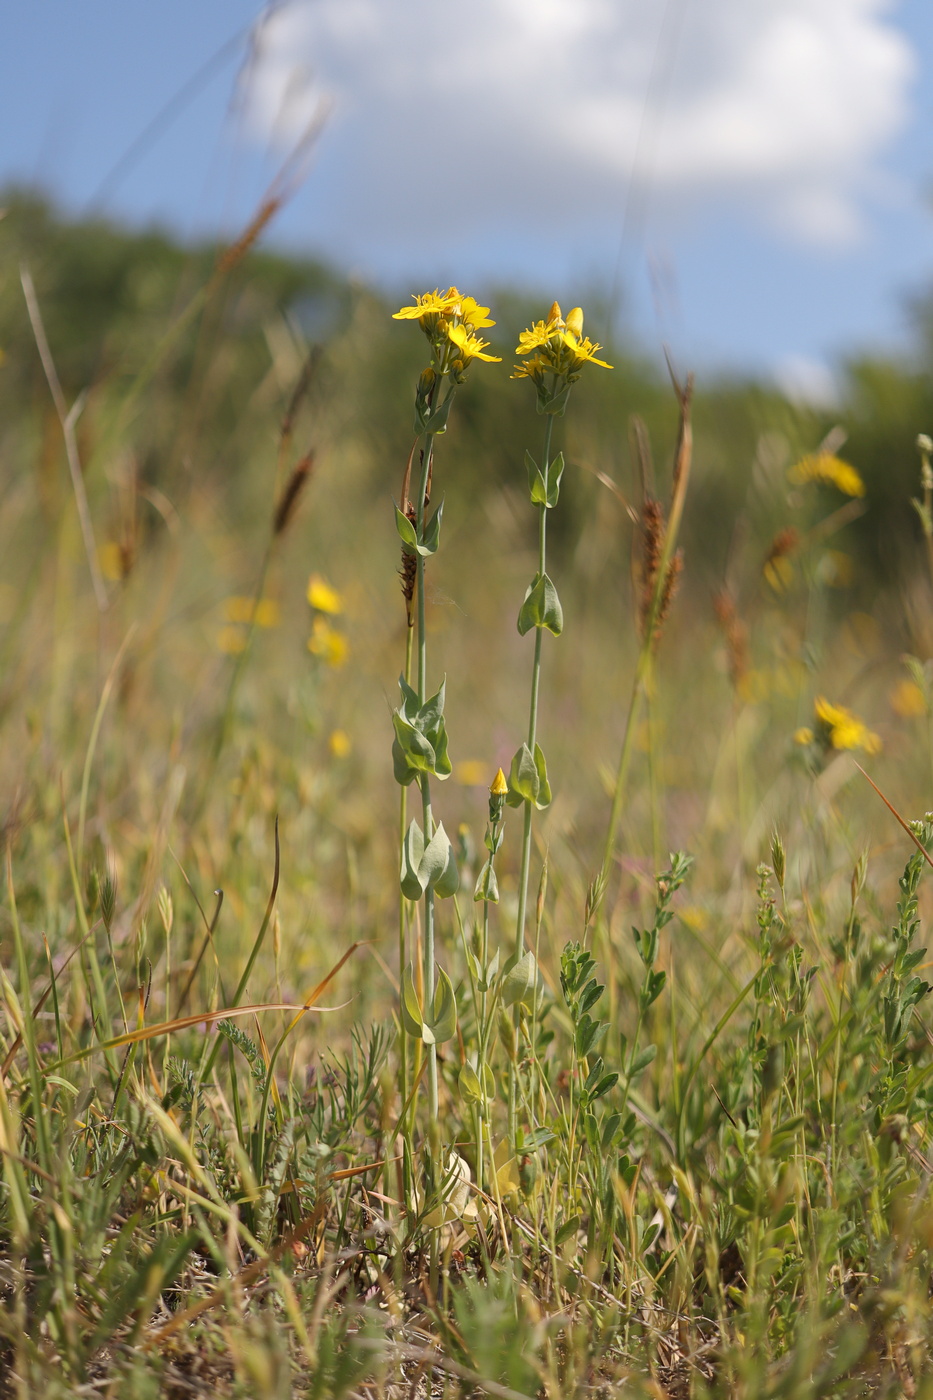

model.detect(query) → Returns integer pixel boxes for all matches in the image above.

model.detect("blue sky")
[2,1,931,394]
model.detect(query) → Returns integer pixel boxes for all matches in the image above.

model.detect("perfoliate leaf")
[419,823,452,891]
[400,819,426,899]
[506,742,539,807]
[422,395,453,435]
[501,951,537,1010]
[473,857,500,903]
[459,1063,484,1104]
[494,1138,520,1197]
[400,963,427,1040]
[394,505,418,550]
[532,743,552,809]
[430,967,458,1044]
[545,451,565,508]
[422,498,444,556]
[433,832,460,899]
[517,572,563,636]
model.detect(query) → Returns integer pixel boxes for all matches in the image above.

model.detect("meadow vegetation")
[4,190,933,1396]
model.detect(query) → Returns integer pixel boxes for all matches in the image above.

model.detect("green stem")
[397,624,414,1200]
[415,432,438,1123]
[515,415,554,956]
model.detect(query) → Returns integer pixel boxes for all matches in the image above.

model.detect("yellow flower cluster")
[788,453,865,498]
[392,288,501,375]
[216,595,281,654]
[306,574,348,667]
[795,696,881,755]
[513,301,612,384]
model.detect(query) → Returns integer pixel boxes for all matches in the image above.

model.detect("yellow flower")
[308,617,348,667]
[307,574,343,614]
[217,625,247,655]
[794,727,815,746]
[457,295,496,330]
[513,301,612,385]
[328,729,352,758]
[890,679,926,718]
[490,766,509,797]
[454,759,490,786]
[446,323,501,363]
[560,330,612,370]
[393,288,462,321]
[224,596,281,627]
[813,696,881,754]
[789,453,865,498]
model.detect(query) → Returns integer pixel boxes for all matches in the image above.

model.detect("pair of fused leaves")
[392,676,452,787]
[395,498,444,559]
[401,819,459,899]
[517,572,563,636]
[501,950,537,1011]
[525,449,565,510]
[400,962,457,1046]
[415,391,454,437]
[459,1059,496,1107]
[473,821,505,902]
[506,741,551,810]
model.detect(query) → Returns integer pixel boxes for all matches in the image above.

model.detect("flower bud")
[546,301,562,327]
[565,307,584,338]
[917,433,933,454]
[489,766,508,822]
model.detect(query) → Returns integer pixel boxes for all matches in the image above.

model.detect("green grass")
[4,193,933,1398]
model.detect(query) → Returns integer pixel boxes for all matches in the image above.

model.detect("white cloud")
[240,0,915,262]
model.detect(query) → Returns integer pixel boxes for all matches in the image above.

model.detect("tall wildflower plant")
[390,290,500,1167]
[508,304,611,1137]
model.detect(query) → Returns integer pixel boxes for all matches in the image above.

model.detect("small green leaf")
[459,1063,484,1104]
[629,1043,657,1076]
[422,395,453,435]
[394,505,418,549]
[506,742,539,807]
[400,963,426,1040]
[419,823,452,891]
[430,967,458,1044]
[400,819,426,899]
[501,951,537,1010]
[422,498,445,556]
[433,833,460,899]
[545,451,565,508]
[474,857,499,903]
[532,743,552,809]
[517,572,563,636]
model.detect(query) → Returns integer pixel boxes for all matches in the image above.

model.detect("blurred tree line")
[2,187,931,609]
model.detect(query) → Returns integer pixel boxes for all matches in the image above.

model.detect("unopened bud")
[418,366,436,397]
[917,433,933,455]
[489,766,508,822]
[565,307,584,338]
[546,301,562,327]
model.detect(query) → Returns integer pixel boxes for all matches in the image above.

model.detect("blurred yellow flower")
[763,556,795,593]
[308,617,348,667]
[216,625,247,655]
[224,596,280,627]
[789,453,865,498]
[328,729,352,758]
[794,727,815,746]
[814,696,881,754]
[98,542,125,583]
[307,575,343,614]
[890,678,926,718]
[454,759,489,786]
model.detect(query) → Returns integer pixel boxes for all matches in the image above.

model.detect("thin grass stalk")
[598,372,693,907]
